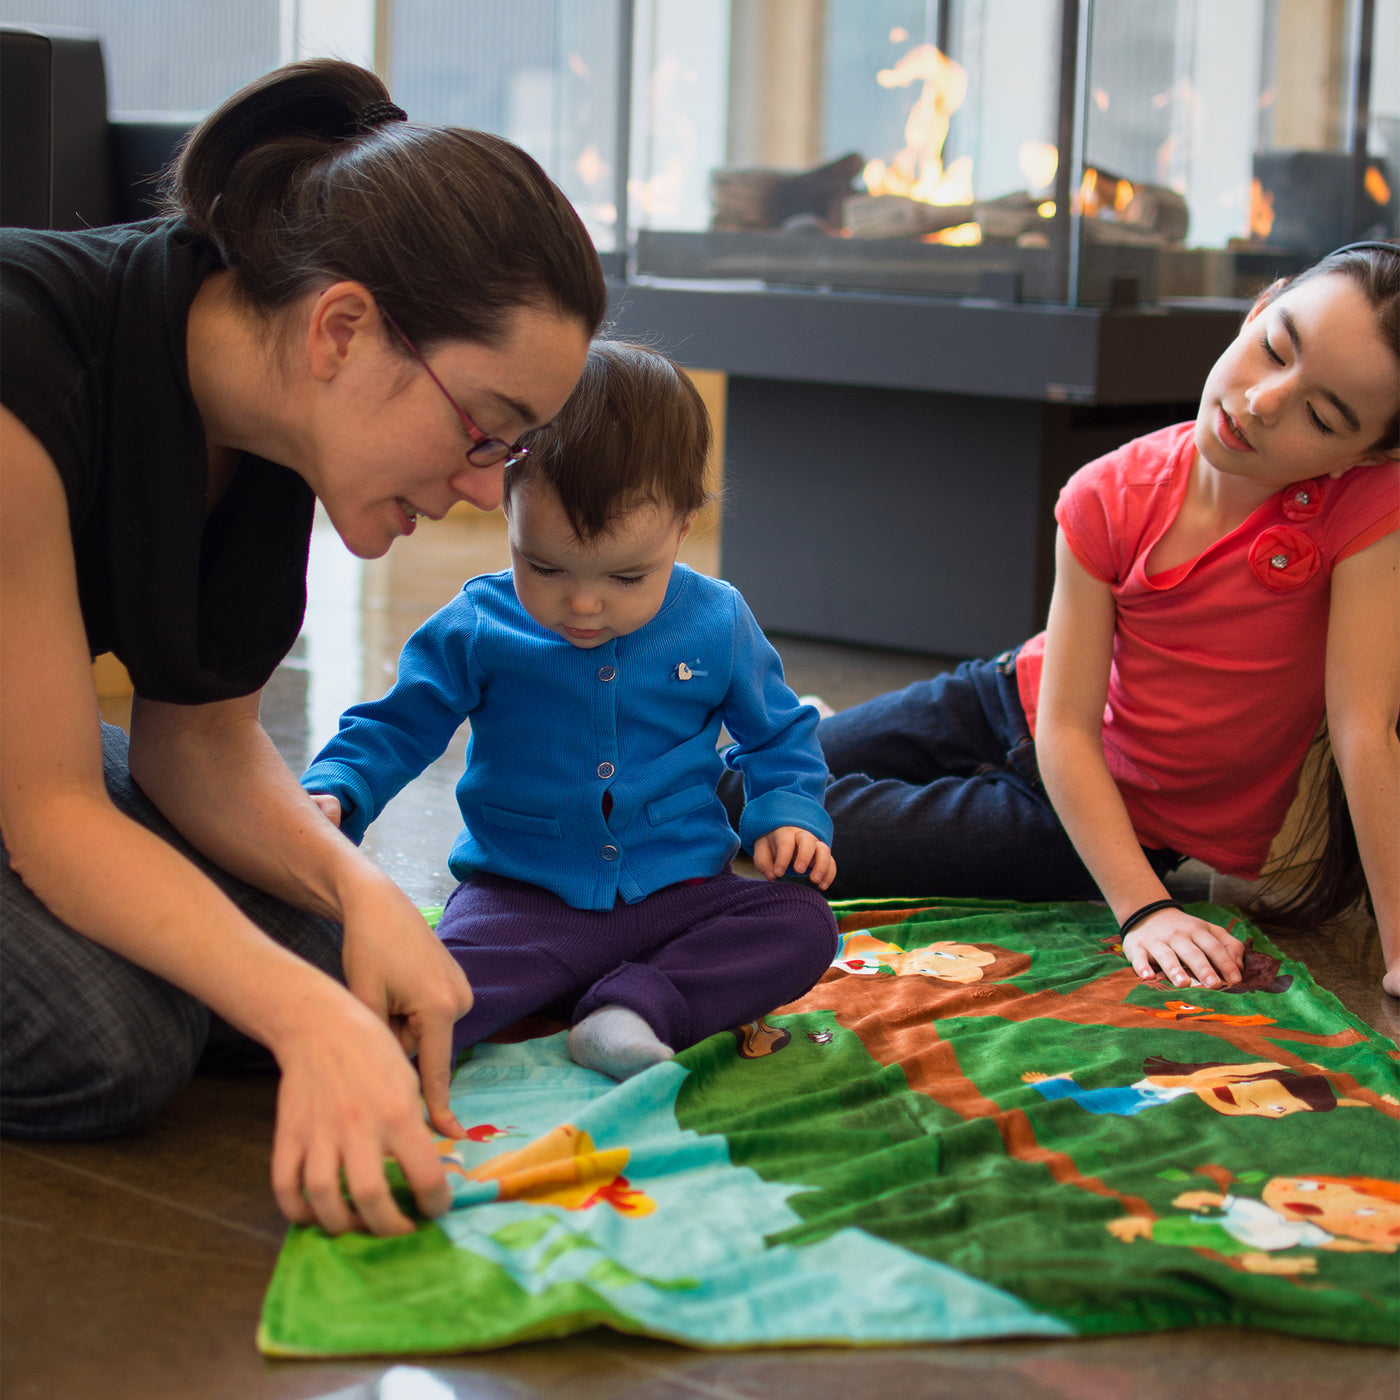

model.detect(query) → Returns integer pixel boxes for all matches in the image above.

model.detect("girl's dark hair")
[1243,719,1395,938]
[1242,241,1400,940]
[1254,239,1400,451]
[502,340,713,539]
[161,59,607,350]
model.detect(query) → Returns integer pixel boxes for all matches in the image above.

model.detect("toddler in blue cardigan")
[303,340,839,1079]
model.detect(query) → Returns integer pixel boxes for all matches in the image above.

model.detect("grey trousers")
[0,725,344,1140]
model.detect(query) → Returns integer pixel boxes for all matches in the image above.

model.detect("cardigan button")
[1270,553,1289,569]
[597,665,616,682]
[596,762,615,779]
[600,844,619,861]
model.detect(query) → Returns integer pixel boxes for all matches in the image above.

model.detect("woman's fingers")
[300,1139,371,1237]
[415,1016,468,1142]
[268,992,454,1237]
[270,1131,314,1226]
[392,1122,455,1222]
[272,1100,444,1236]
[341,1138,418,1237]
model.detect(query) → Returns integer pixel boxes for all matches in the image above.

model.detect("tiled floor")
[3,509,1396,1399]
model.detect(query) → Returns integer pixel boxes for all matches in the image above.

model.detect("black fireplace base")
[605,279,1237,656]
[720,380,1194,657]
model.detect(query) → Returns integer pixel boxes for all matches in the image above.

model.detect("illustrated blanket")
[258,898,1400,1356]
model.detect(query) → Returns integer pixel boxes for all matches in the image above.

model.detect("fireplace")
[592,1,1400,656]
[623,0,1396,306]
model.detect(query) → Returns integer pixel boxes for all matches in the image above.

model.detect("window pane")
[0,0,279,112]
[389,0,624,250]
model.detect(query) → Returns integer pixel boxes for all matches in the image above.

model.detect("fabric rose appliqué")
[1280,479,1323,521]
[1249,526,1320,592]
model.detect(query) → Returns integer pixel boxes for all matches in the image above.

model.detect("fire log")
[710,152,865,232]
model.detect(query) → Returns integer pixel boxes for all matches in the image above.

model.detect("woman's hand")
[337,871,473,1140]
[1122,909,1246,989]
[269,983,456,1236]
[752,827,836,889]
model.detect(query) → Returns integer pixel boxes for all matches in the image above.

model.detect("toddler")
[303,340,839,1078]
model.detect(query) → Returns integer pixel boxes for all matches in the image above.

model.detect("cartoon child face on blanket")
[1260,1175,1400,1248]
[1110,1173,1400,1272]
[833,933,997,984]
[1024,1057,1366,1119]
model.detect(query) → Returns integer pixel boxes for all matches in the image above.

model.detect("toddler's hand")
[1122,909,1245,989]
[753,827,836,890]
[308,791,343,828]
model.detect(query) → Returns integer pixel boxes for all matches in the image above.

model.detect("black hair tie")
[356,100,408,132]
[1117,899,1183,939]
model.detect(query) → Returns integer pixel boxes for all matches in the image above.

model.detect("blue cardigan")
[301,565,832,910]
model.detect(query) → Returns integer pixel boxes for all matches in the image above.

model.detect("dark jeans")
[725,653,1181,903]
[0,724,344,1140]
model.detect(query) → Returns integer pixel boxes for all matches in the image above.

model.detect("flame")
[864,44,970,206]
[567,52,590,79]
[890,26,908,42]
[1037,200,1056,218]
[1093,89,1110,112]
[1019,141,1058,192]
[1365,164,1392,206]
[923,221,982,246]
[1076,167,1134,220]
[1250,177,1275,238]
[1076,168,1101,217]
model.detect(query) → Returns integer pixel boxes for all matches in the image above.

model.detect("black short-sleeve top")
[0,218,315,703]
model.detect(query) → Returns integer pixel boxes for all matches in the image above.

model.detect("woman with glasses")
[0,59,605,1237]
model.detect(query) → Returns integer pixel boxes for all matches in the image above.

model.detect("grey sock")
[568,1004,674,1080]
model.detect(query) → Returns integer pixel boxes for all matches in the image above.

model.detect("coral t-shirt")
[1017,423,1398,878]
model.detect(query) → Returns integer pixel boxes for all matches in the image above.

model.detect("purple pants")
[437,869,839,1056]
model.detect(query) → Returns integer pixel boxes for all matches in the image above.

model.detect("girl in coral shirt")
[817,241,1399,998]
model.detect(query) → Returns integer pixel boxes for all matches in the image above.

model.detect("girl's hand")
[1122,909,1246,989]
[338,873,473,1141]
[752,827,836,890]
[270,986,455,1236]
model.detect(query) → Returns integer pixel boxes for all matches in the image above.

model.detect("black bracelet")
[1117,899,1183,939]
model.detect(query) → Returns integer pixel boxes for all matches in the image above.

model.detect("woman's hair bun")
[160,58,606,350]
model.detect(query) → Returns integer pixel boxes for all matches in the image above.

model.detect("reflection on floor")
[4,508,1396,1399]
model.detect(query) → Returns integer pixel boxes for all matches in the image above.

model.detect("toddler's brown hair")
[504,340,712,539]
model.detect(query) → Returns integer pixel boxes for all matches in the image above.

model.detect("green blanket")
[258,898,1400,1356]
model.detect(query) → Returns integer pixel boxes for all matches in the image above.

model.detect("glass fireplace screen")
[623,0,1399,306]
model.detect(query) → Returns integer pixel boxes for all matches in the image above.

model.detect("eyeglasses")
[381,310,531,469]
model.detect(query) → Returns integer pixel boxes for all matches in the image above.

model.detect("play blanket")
[258,897,1400,1356]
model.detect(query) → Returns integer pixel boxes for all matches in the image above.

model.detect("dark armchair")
[1,24,192,231]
